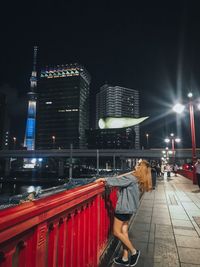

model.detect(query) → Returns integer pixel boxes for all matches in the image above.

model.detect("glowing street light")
[161,147,170,163]
[164,138,170,143]
[173,103,185,114]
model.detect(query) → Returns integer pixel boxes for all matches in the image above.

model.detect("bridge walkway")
[108,174,200,267]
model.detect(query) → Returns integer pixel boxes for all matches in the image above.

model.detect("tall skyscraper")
[36,63,91,149]
[24,46,38,150]
[96,84,140,149]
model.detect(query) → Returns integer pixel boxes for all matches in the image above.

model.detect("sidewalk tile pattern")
[111,175,200,267]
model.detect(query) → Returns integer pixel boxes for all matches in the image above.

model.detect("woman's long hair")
[133,160,152,192]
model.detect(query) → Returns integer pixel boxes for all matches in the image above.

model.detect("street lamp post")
[113,153,116,174]
[52,136,56,149]
[188,93,197,183]
[164,133,180,163]
[13,137,16,149]
[96,149,99,176]
[146,133,149,149]
[169,133,175,161]
[188,94,197,163]
[173,92,197,184]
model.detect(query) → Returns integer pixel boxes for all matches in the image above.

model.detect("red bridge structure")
[0,182,117,267]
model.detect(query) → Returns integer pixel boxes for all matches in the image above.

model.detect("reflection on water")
[0,182,61,197]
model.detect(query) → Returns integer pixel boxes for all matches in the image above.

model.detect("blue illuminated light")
[26,119,35,138]
[24,101,36,150]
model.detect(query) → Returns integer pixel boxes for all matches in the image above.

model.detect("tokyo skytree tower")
[24,46,38,150]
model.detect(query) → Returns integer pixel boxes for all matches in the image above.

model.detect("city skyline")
[0,0,200,148]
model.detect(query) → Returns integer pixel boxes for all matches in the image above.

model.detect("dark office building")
[0,93,6,149]
[86,127,135,149]
[96,84,140,149]
[0,93,9,150]
[36,63,91,149]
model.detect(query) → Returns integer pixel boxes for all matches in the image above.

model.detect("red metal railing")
[0,182,117,267]
[178,169,197,183]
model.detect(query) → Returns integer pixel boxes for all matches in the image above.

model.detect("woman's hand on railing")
[95,178,106,183]
[19,192,36,204]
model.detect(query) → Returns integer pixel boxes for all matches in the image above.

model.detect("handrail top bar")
[0,182,104,236]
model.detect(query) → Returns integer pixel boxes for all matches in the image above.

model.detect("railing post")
[57,217,67,267]
[77,207,85,266]
[35,223,48,267]
[48,221,59,267]
[0,249,15,267]
[65,214,74,267]
[17,241,27,267]
[73,210,79,267]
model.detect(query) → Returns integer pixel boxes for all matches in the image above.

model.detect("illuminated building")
[24,46,38,150]
[36,63,91,149]
[96,84,140,149]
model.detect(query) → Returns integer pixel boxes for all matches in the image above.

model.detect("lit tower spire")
[24,46,38,150]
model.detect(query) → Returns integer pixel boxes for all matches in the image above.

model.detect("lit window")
[45,102,52,104]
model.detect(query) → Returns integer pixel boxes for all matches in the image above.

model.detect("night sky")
[0,0,200,148]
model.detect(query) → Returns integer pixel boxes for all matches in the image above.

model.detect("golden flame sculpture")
[98,116,149,129]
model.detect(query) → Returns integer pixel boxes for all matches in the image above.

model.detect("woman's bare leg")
[113,217,136,255]
[121,222,129,259]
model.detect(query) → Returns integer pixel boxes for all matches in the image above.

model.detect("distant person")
[173,164,178,177]
[95,160,152,266]
[156,163,161,177]
[195,159,200,190]
[151,161,157,189]
[166,164,171,178]
[161,163,165,178]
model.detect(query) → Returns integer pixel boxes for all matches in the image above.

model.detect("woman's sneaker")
[113,256,129,266]
[130,250,140,266]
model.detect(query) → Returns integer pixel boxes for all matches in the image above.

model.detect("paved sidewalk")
[111,174,200,267]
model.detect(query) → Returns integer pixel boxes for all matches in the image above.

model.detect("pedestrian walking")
[195,159,200,190]
[166,163,171,178]
[95,160,152,266]
[151,161,157,189]
[173,163,178,177]
[161,163,165,179]
[156,163,161,177]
